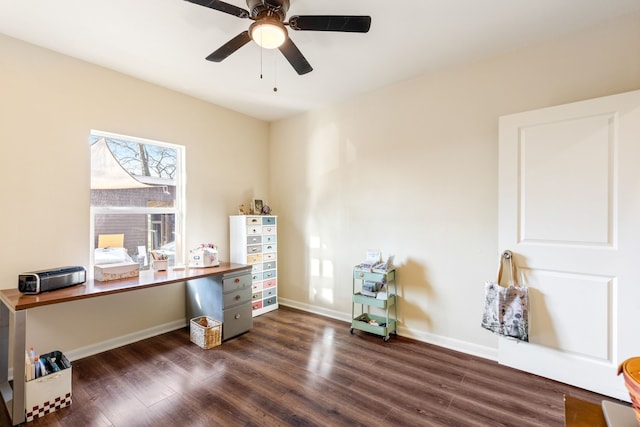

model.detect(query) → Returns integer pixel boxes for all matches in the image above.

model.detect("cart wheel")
[350,328,354,334]
[383,336,390,342]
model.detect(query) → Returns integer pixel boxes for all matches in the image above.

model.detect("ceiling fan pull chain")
[260,44,264,79]
[273,53,278,92]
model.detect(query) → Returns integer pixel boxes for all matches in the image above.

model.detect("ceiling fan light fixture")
[250,20,286,49]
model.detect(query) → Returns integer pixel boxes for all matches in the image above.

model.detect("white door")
[498,89,640,400]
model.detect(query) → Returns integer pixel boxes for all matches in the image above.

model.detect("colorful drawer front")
[248,245,262,254]
[247,235,262,244]
[247,254,263,264]
[263,279,277,289]
[263,261,277,271]
[247,225,262,235]
[247,216,261,225]
[262,217,276,225]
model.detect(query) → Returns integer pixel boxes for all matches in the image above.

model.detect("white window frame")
[89,130,186,272]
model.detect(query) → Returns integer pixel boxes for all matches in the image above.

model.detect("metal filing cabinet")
[185,268,252,340]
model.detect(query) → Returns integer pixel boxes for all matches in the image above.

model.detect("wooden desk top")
[0,262,251,311]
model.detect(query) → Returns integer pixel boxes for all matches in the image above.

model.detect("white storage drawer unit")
[230,215,278,316]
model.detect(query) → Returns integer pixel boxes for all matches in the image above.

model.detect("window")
[90,130,185,270]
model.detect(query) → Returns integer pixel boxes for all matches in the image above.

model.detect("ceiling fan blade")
[278,38,313,75]
[206,31,252,62]
[184,0,250,19]
[288,15,371,33]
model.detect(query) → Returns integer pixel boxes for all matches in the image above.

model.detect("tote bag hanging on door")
[481,250,529,342]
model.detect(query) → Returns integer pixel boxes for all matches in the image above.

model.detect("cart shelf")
[350,267,397,341]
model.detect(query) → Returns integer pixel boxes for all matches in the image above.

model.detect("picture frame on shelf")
[253,199,264,215]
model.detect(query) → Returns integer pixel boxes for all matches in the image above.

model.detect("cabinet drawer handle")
[235,295,241,301]
[359,272,364,278]
[235,314,241,319]
[235,278,240,283]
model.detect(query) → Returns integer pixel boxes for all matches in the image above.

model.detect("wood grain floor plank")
[1,307,626,426]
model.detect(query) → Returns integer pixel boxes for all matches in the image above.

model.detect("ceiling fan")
[185,0,372,75]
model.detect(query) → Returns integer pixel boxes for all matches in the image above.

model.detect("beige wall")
[2,11,640,362]
[269,12,640,357]
[0,33,269,354]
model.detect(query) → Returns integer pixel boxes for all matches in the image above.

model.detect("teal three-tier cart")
[350,267,397,341]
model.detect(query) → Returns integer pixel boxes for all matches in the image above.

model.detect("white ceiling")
[2,0,639,122]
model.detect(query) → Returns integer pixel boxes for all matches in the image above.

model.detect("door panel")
[520,114,614,245]
[498,89,640,400]
[524,268,611,359]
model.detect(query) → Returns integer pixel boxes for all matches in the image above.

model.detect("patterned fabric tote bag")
[481,250,529,342]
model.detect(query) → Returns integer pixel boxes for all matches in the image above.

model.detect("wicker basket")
[618,357,640,424]
[190,316,222,349]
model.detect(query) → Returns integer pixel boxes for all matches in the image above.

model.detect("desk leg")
[0,305,26,426]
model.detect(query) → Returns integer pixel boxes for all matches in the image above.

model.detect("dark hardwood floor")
[1,307,624,426]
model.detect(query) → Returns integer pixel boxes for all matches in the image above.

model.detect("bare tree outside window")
[89,135,177,180]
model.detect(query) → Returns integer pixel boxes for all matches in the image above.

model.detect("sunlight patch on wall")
[308,234,335,304]
[310,258,320,277]
[322,260,334,278]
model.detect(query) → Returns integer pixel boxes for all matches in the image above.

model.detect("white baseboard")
[398,326,497,361]
[65,319,187,362]
[278,298,497,362]
[10,319,187,381]
[11,306,496,380]
[279,298,351,322]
